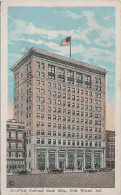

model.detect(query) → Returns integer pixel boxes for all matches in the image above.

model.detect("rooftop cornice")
[11,47,107,76]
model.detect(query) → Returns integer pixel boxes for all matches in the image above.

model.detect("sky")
[8,6,115,129]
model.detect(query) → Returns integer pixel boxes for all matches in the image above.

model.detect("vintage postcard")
[1,1,121,195]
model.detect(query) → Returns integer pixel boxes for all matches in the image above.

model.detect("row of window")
[34,138,101,147]
[35,112,101,119]
[7,131,24,139]
[35,130,102,139]
[7,152,23,158]
[7,142,24,149]
[36,120,102,127]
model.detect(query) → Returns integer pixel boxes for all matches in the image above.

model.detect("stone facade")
[106,130,115,169]
[11,47,107,172]
[6,119,26,173]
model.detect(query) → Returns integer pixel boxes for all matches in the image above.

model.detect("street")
[7,170,115,188]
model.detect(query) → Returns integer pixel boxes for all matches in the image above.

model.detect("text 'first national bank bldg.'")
[11,47,107,173]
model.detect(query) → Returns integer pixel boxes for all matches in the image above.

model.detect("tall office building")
[11,47,107,173]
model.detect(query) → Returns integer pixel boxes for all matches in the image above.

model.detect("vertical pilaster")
[66,150,68,170]
[91,150,95,169]
[56,149,59,169]
[46,149,49,170]
[74,150,77,171]
[83,150,86,171]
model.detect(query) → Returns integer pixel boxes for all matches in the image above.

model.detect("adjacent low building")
[11,47,107,173]
[106,130,115,169]
[7,119,26,173]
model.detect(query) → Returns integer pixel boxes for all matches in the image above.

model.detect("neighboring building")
[7,119,26,173]
[106,130,115,169]
[11,47,107,173]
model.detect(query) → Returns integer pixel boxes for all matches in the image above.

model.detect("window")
[37,130,40,135]
[58,68,65,82]
[41,72,45,78]
[48,82,51,87]
[41,97,45,103]
[41,130,44,135]
[58,139,61,145]
[53,139,56,145]
[41,106,44,112]
[37,122,40,127]
[48,123,51,128]
[72,95,75,100]
[77,141,79,146]
[85,75,92,88]
[48,139,51,144]
[63,140,66,145]
[76,72,83,85]
[68,87,70,92]
[48,107,51,112]
[68,132,71,137]
[63,86,66,91]
[18,132,23,139]
[37,105,40,110]
[53,83,56,88]
[53,131,56,136]
[41,139,44,144]
[37,71,40,77]
[41,114,44,119]
[48,65,55,80]
[11,131,16,139]
[89,141,92,146]
[67,70,74,84]
[41,62,45,69]
[58,116,61,121]
[37,138,40,144]
[37,61,40,69]
[41,122,44,127]
[37,96,40,102]
[85,141,88,146]
[72,140,75,146]
[53,115,56,120]
[68,140,70,145]
[48,131,51,136]
[18,142,23,149]
[48,90,51,96]
[48,99,51,104]
[11,143,16,149]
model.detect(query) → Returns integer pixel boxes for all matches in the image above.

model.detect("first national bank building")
[11,47,107,173]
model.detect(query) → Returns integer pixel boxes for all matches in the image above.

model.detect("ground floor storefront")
[106,160,115,169]
[7,160,25,173]
[27,146,105,173]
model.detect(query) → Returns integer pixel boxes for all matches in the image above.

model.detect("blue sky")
[8,6,115,107]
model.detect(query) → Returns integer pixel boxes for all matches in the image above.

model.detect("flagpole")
[70,36,71,58]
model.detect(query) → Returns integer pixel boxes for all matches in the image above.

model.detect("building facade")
[11,47,107,172]
[106,130,115,169]
[7,119,26,173]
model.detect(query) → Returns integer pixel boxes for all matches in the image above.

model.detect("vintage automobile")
[49,169,63,174]
[99,168,112,172]
[84,169,99,173]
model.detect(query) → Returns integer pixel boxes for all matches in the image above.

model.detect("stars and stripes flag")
[60,36,71,46]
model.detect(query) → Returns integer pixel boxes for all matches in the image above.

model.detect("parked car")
[99,168,112,172]
[14,170,29,175]
[84,169,99,173]
[49,169,63,174]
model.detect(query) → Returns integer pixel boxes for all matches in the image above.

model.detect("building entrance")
[77,161,82,170]
[59,161,64,169]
